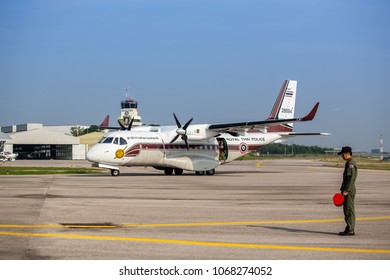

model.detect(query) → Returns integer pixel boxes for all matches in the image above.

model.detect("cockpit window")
[120,137,127,145]
[102,137,114,144]
[98,136,125,145]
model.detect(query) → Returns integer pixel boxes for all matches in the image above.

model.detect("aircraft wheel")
[206,169,215,176]
[111,169,120,176]
[174,168,183,175]
[195,171,205,176]
[164,168,174,175]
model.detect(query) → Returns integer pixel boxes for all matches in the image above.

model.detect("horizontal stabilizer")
[283,132,331,136]
[278,132,331,140]
[301,102,319,121]
[99,115,123,130]
[208,102,321,133]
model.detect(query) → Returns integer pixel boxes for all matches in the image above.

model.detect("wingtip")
[301,102,320,121]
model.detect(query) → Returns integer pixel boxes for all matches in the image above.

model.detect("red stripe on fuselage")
[228,145,263,151]
[124,143,218,157]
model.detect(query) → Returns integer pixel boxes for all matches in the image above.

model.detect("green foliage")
[0,166,107,175]
[323,162,390,171]
[237,143,330,160]
[70,125,101,137]
[259,143,328,155]
[70,126,85,137]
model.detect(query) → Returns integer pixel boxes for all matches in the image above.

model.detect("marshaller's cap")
[337,146,352,155]
[333,193,344,207]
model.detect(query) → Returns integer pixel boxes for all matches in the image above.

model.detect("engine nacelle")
[186,124,218,140]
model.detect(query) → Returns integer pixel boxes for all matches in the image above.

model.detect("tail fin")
[267,80,297,132]
[99,115,110,127]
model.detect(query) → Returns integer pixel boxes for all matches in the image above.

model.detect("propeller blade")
[117,120,126,130]
[170,134,180,144]
[170,114,193,150]
[127,118,134,131]
[183,117,193,130]
[183,137,190,150]
[173,113,181,128]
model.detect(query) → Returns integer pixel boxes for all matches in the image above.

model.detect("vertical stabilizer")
[100,115,110,127]
[267,80,297,132]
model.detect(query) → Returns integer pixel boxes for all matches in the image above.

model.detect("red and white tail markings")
[266,80,297,133]
[100,115,110,127]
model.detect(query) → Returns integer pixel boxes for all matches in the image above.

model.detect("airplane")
[0,151,18,163]
[0,131,16,163]
[86,80,328,176]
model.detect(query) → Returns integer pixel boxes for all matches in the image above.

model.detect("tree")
[84,125,101,134]
[70,125,101,137]
[70,126,85,137]
[260,143,328,155]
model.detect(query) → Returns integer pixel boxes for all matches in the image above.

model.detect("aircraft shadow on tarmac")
[75,170,282,177]
[249,225,339,236]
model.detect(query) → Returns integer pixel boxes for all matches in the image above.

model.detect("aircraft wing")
[208,102,320,133]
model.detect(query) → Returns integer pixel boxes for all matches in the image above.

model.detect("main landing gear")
[110,169,120,176]
[195,169,215,176]
[164,168,183,175]
[163,168,216,176]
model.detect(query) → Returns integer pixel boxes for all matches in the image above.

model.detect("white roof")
[8,128,79,145]
[0,132,12,141]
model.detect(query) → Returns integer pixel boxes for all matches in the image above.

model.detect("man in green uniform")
[338,146,358,236]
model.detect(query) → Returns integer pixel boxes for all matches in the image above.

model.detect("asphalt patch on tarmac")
[59,222,122,229]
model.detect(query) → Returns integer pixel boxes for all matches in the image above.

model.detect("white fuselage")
[86,128,281,172]
[85,80,324,175]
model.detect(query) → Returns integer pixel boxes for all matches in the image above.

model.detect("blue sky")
[1,0,389,152]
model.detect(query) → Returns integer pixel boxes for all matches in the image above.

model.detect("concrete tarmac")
[0,159,389,259]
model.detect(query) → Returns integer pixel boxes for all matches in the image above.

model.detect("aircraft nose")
[86,148,98,163]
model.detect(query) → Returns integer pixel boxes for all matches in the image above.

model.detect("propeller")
[170,113,193,150]
[118,117,134,131]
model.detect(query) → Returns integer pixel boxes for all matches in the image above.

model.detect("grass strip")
[0,166,107,175]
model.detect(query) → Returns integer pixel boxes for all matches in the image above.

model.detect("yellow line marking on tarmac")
[0,231,389,254]
[256,161,263,168]
[123,216,390,228]
[1,216,389,229]
[124,219,347,228]
[0,224,118,229]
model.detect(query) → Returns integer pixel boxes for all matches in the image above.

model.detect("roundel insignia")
[115,149,125,159]
[239,142,248,154]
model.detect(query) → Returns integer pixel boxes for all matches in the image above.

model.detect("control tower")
[118,89,142,127]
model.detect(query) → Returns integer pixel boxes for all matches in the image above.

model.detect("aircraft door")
[217,138,228,161]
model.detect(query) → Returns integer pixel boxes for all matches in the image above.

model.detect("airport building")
[118,94,142,128]
[0,132,12,154]
[0,94,142,160]
[1,124,88,160]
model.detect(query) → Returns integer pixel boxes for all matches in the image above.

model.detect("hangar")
[1,123,89,160]
[1,95,142,160]
[0,132,11,150]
